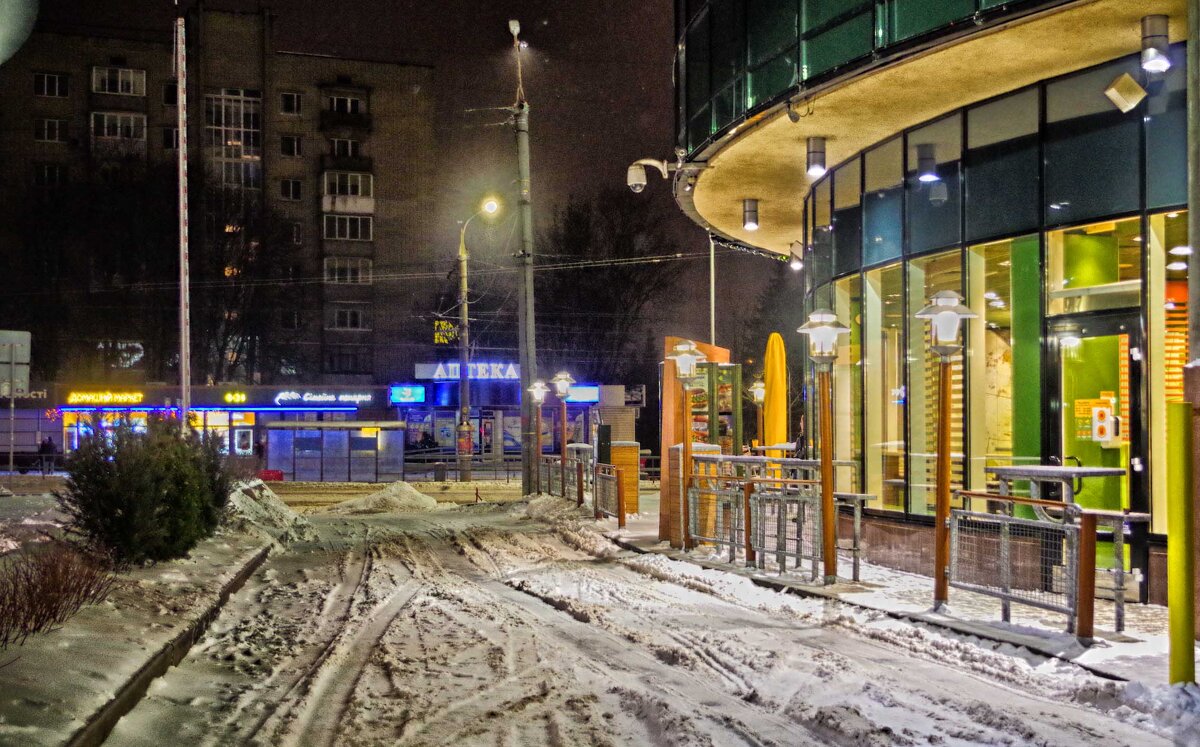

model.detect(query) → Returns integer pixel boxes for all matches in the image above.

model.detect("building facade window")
[329,305,370,331]
[204,90,262,191]
[163,82,178,106]
[163,126,178,149]
[324,345,371,374]
[280,310,301,330]
[91,112,146,140]
[91,66,146,96]
[324,171,372,197]
[280,135,302,157]
[33,163,65,188]
[328,95,364,113]
[280,91,302,114]
[1045,216,1142,316]
[34,72,68,97]
[863,261,906,511]
[323,256,373,284]
[331,138,361,157]
[280,179,302,201]
[34,119,68,143]
[323,214,372,241]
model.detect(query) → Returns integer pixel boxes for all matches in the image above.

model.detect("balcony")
[321,194,375,214]
[321,154,373,172]
[320,110,372,133]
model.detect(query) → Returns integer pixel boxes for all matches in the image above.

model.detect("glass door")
[1048,314,1143,510]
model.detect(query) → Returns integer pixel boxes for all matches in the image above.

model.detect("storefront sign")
[272,390,375,407]
[223,391,248,404]
[565,384,600,404]
[389,385,426,404]
[66,390,144,406]
[414,362,520,381]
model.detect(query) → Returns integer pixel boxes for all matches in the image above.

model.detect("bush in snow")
[0,542,113,650]
[55,416,230,565]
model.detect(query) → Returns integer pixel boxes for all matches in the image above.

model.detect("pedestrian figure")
[254,437,266,469]
[38,436,55,475]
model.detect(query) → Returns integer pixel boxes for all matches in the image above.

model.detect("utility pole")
[510,20,538,496]
[175,11,192,428]
[457,222,472,481]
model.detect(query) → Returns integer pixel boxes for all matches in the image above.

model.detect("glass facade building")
[671,1,1191,602]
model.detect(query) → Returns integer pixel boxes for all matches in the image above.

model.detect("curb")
[607,536,1129,683]
[65,543,273,747]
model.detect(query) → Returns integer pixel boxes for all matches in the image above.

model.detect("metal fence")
[594,463,626,527]
[950,507,1081,629]
[750,480,823,581]
[686,477,746,563]
[538,455,561,495]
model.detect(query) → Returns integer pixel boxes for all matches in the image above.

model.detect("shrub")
[55,416,231,565]
[0,542,113,650]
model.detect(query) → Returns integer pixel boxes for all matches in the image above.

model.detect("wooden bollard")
[743,481,756,565]
[1076,512,1097,642]
[576,461,585,507]
[616,467,627,528]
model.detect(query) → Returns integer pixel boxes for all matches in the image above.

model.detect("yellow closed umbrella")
[763,332,788,454]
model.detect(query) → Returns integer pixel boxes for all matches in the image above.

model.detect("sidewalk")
[605,491,1197,686]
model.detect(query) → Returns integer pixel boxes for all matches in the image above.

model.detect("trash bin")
[434,462,447,482]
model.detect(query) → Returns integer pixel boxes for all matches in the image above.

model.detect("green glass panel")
[748,53,796,109]
[886,0,974,44]
[1060,334,1127,511]
[747,0,797,67]
[801,10,872,80]
[1009,235,1042,474]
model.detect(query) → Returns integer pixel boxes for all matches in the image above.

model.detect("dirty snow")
[324,480,444,514]
[225,479,316,542]
[99,495,1192,746]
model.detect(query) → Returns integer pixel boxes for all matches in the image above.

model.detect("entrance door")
[1047,312,1148,597]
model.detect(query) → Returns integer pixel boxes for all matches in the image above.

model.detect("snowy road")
[106,500,1169,746]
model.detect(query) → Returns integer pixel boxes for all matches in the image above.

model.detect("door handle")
[1064,455,1083,495]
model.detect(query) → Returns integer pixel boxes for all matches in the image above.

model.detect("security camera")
[786,103,800,123]
[627,164,647,193]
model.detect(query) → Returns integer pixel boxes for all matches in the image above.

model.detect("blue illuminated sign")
[565,384,600,404]
[389,384,427,404]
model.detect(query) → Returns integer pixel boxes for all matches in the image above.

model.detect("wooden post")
[818,367,837,584]
[560,399,568,498]
[934,358,953,608]
[1077,512,1098,642]
[576,461,584,507]
[743,480,756,565]
[679,379,694,549]
[616,467,627,528]
[756,404,764,449]
[534,406,542,495]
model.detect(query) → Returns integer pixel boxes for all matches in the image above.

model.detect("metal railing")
[538,455,561,495]
[749,479,824,581]
[593,463,627,527]
[950,490,1150,638]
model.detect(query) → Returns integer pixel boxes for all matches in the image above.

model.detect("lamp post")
[551,371,575,497]
[528,380,548,494]
[915,290,977,609]
[798,310,851,584]
[457,196,500,482]
[666,340,706,549]
[748,379,766,450]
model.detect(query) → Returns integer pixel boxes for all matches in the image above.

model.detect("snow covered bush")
[55,416,230,565]
[0,542,113,650]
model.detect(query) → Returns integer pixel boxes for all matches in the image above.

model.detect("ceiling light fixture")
[1141,15,1171,74]
[743,198,759,231]
[806,137,827,178]
[916,143,939,183]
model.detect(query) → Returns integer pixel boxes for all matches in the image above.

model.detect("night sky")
[36,0,766,349]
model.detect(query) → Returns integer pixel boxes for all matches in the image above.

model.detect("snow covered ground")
[103,493,1196,746]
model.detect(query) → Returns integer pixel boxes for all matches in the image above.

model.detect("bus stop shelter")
[265,421,406,482]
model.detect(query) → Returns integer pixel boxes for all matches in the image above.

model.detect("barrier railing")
[594,463,627,527]
[538,455,561,496]
[950,490,1150,639]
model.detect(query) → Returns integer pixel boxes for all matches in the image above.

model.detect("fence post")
[594,466,602,520]
[1076,512,1097,642]
[616,467,626,528]
[743,480,756,566]
[576,461,584,507]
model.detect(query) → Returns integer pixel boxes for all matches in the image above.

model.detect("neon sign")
[272,390,374,406]
[223,391,247,404]
[389,385,426,404]
[415,362,520,381]
[66,390,145,406]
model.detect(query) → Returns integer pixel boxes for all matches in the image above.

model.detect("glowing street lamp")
[528,380,548,494]
[457,195,503,482]
[748,379,766,449]
[798,309,850,584]
[666,340,706,549]
[550,370,575,497]
[915,290,976,609]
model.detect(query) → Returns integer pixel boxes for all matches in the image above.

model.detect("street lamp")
[748,379,766,449]
[914,290,976,609]
[527,380,548,494]
[666,340,706,548]
[456,195,502,482]
[798,309,850,584]
[551,370,575,497]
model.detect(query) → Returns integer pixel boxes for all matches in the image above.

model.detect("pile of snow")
[224,479,315,542]
[325,481,440,514]
[1105,681,1200,741]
